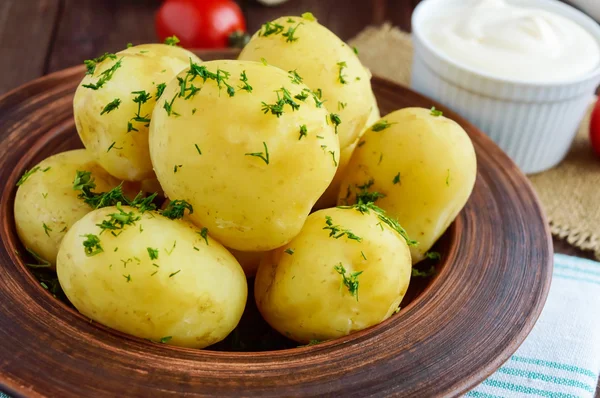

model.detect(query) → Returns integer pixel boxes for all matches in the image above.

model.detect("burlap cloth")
[349,24,600,259]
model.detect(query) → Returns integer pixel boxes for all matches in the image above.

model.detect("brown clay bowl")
[0,50,552,397]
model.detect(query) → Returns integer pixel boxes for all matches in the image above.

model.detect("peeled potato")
[339,107,477,263]
[314,100,381,209]
[255,207,412,344]
[57,206,247,349]
[14,149,125,266]
[239,15,376,149]
[74,44,201,181]
[149,60,339,251]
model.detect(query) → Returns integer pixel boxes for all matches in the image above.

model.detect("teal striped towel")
[467,254,600,397]
[0,254,598,397]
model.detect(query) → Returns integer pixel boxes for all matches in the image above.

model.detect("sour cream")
[422,0,600,82]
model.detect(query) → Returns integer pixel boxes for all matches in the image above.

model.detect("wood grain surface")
[0,49,552,396]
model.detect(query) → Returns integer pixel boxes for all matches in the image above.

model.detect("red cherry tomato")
[590,98,600,157]
[155,0,246,49]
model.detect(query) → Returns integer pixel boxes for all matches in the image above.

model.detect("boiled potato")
[239,15,376,149]
[339,107,477,263]
[314,101,381,209]
[149,60,339,252]
[228,248,264,277]
[74,44,202,181]
[14,149,124,267]
[255,207,411,344]
[57,206,247,349]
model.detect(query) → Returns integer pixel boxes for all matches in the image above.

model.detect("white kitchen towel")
[466,254,600,397]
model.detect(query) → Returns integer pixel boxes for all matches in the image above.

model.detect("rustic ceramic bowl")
[0,50,552,397]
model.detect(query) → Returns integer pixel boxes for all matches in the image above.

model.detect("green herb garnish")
[337,62,348,84]
[42,223,52,236]
[302,12,316,22]
[82,234,103,256]
[412,266,436,278]
[160,336,172,343]
[430,107,443,117]
[16,167,41,186]
[371,120,396,132]
[239,70,253,93]
[155,83,167,100]
[284,248,294,255]
[162,200,193,220]
[334,263,363,301]
[288,69,303,84]
[199,227,209,245]
[107,142,122,152]
[425,251,441,261]
[282,22,303,42]
[147,247,159,260]
[245,142,270,165]
[259,21,285,37]
[84,52,117,76]
[164,35,180,46]
[299,124,308,140]
[96,203,140,234]
[323,216,361,241]
[195,144,202,155]
[393,172,401,185]
[123,274,132,283]
[329,113,341,134]
[83,57,123,90]
[100,97,121,115]
[169,270,181,278]
[25,248,51,268]
[329,151,338,167]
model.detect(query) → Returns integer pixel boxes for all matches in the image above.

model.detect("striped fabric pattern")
[467,254,600,397]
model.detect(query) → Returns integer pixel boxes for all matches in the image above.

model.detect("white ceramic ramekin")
[411,0,600,174]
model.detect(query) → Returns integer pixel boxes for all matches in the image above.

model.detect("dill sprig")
[430,106,443,117]
[323,216,362,241]
[164,35,180,46]
[329,113,341,134]
[282,22,303,42]
[239,70,253,93]
[245,142,270,165]
[82,234,103,256]
[162,200,193,220]
[299,124,308,140]
[83,57,123,90]
[371,120,396,132]
[288,69,303,84]
[334,263,363,301]
[96,203,141,235]
[259,21,285,37]
[337,61,348,84]
[84,52,117,76]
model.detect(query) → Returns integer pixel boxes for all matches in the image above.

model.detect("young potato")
[14,149,124,267]
[255,207,412,344]
[73,44,202,181]
[56,206,247,349]
[339,107,477,263]
[149,60,339,252]
[314,101,381,209]
[238,14,377,149]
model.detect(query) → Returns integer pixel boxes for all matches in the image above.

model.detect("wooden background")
[0,0,597,395]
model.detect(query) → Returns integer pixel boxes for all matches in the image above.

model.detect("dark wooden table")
[0,0,598,395]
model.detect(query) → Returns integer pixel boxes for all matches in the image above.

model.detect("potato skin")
[255,207,411,344]
[149,60,339,252]
[339,107,477,263]
[239,16,376,149]
[74,44,201,181]
[314,101,380,210]
[14,149,123,266]
[56,207,247,349]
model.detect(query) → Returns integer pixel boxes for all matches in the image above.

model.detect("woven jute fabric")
[349,24,600,259]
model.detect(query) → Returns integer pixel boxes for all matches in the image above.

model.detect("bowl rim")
[412,0,600,87]
[0,62,554,397]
